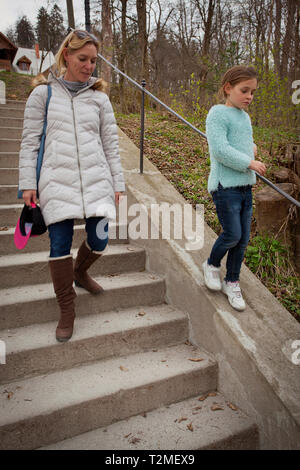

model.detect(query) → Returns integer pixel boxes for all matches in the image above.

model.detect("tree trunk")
[136,0,149,83]
[281,0,296,81]
[273,0,281,76]
[120,0,128,113]
[294,1,300,81]
[202,0,215,57]
[101,0,113,96]
[265,0,274,73]
[66,0,75,29]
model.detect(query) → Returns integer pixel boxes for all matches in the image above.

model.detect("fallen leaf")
[198,395,207,401]
[120,366,129,372]
[187,422,194,432]
[188,358,204,362]
[129,437,141,444]
[193,406,202,411]
[227,402,238,411]
[6,391,14,400]
[208,392,217,397]
[124,433,131,438]
[177,417,188,423]
[211,404,224,411]
[138,310,146,316]
[0,227,8,231]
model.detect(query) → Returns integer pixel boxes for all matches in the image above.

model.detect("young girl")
[202,65,266,311]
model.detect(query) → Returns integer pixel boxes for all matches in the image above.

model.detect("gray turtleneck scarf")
[58,77,89,96]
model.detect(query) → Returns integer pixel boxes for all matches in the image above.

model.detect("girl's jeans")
[48,217,109,258]
[208,184,252,282]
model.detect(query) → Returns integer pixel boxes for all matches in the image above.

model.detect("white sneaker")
[202,260,221,291]
[222,280,246,311]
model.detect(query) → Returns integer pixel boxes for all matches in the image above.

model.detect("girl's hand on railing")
[249,160,266,176]
[22,190,37,207]
[253,143,257,157]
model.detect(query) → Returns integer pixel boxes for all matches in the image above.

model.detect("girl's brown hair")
[218,65,258,101]
[32,30,107,92]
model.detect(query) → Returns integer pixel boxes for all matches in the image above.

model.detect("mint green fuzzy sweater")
[205,104,256,193]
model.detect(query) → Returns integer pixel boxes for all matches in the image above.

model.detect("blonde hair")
[32,30,107,92]
[218,65,257,101]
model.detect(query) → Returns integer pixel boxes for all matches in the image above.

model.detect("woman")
[18,30,125,342]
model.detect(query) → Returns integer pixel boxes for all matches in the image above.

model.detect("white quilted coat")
[19,70,125,226]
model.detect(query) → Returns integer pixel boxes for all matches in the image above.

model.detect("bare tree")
[274,0,282,75]
[136,0,149,81]
[101,0,113,95]
[281,0,297,82]
[119,0,128,111]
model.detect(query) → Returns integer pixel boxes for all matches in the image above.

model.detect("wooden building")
[0,32,18,71]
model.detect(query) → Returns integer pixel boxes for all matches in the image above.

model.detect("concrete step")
[0,184,19,203]
[0,304,188,384]
[0,127,23,139]
[40,394,259,450]
[0,204,23,226]
[0,244,146,288]
[0,139,21,152]
[0,168,18,184]
[0,100,26,110]
[0,343,217,450]
[0,108,25,118]
[0,222,129,255]
[0,117,23,128]
[0,153,18,168]
[0,270,166,330]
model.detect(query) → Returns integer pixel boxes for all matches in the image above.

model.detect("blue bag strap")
[36,84,52,184]
[18,84,52,199]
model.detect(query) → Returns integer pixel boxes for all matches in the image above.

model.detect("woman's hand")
[115,192,124,205]
[22,190,37,206]
[248,160,266,176]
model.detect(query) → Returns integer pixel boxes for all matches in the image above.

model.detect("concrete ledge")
[117,127,300,449]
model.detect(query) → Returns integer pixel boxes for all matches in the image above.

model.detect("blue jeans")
[208,184,253,282]
[48,217,109,258]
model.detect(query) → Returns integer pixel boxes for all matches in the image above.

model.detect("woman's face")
[63,43,97,82]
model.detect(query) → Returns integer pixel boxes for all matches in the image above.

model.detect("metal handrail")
[97,50,300,209]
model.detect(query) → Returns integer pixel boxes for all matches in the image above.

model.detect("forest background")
[3,0,300,318]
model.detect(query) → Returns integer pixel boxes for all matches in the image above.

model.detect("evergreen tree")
[49,4,66,54]
[35,7,51,51]
[5,26,16,45]
[15,16,35,48]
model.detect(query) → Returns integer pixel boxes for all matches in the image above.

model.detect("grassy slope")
[0,71,33,101]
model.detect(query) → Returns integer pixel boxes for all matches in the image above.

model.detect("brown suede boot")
[74,241,104,294]
[49,255,76,342]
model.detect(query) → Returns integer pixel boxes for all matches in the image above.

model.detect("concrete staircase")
[0,100,259,450]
